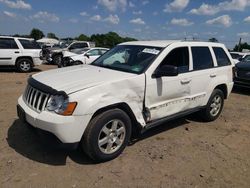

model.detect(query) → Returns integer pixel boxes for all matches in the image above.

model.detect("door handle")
[210,74,216,78]
[14,51,20,54]
[181,79,191,84]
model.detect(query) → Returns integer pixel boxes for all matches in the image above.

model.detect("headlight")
[47,95,77,116]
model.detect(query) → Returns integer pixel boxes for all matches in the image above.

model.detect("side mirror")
[238,57,243,61]
[152,65,178,78]
[85,53,90,58]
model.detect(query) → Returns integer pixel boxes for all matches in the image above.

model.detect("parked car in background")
[17,40,234,162]
[60,47,109,67]
[230,52,250,64]
[230,52,244,64]
[48,41,95,65]
[0,36,42,72]
[241,54,250,63]
[234,58,250,88]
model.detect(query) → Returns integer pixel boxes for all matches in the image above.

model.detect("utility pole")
[237,38,242,52]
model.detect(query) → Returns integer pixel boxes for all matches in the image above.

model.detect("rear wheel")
[82,109,132,162]
[16,58,32,72]
[200,89,224,122]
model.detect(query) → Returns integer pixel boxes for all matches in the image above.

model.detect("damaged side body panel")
[70,73,147,127]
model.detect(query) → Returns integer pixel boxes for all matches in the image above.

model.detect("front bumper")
[17,95,92,144]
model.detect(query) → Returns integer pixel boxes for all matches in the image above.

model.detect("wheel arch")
[214,84,228,99]
[15,56,34,66]
[91,102,142,134]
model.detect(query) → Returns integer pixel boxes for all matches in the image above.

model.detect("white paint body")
[0,36,42,66]
[18,40,234,143]
[63,47,109,64]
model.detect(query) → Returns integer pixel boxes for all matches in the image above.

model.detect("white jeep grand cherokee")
[17,40,234,162]
[0,36,42,72]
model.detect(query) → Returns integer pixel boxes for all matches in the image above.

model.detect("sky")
[0,0,250,48]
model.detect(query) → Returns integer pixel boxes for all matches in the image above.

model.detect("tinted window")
[160,47,189,73]
[0,38,18,49]
[213,47,231,66]
[70,43,88,49]
[78,43,88,48]
[18,39,41,49]
[192,47,213,70]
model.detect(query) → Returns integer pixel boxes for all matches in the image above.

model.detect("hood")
[31,65,136,94]
[236,62,250,71]
[63,50,79,58]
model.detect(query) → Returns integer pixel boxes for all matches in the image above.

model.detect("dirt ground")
[0,64,250,188]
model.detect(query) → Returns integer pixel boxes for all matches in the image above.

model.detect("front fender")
[69,74,146,126]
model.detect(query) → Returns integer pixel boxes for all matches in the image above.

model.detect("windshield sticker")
[142,48,160,55]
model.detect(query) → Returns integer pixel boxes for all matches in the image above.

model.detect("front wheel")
[200,89,224,122]
[82,109,132,162]
[53,54,62,66]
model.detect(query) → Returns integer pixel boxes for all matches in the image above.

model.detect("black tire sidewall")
[83,109,132,162]
[204,89,224,121]
[16,58,32,72]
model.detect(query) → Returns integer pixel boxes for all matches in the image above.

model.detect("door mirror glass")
[153,65,178,78]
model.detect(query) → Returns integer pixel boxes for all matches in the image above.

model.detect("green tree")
[208,38,218,42]
[233,42,250,52]
[76,34,90,41]
[90,32,136,48]
[47,32,58,39]
[30,28,44,40]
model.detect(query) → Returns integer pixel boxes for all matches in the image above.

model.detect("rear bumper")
[33,57,43,66]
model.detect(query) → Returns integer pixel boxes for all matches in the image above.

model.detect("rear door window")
[0,38,18,49]
[191,47,213,70]
[213,47,231,66]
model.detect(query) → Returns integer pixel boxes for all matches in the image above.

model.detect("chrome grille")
[24,85,50,112]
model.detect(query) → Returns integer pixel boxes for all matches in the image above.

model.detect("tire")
[82,108,132,162]
[53,54,62,66]
[200,89,224,122]
[16,58,32,72]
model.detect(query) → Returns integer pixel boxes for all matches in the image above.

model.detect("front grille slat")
[23,85,50,113]
[36,92,42,111]
[42,94,50,111]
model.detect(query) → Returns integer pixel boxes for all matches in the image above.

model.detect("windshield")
[91,45,162,74]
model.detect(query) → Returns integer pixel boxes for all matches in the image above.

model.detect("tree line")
[11,28,250,51]
[13,28,137,48]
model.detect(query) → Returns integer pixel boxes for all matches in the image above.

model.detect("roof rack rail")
[181,38,201,42]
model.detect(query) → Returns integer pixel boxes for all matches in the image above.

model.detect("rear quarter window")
[18,39,41,49]
[213,47,231,66]
[191,47,214,70]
